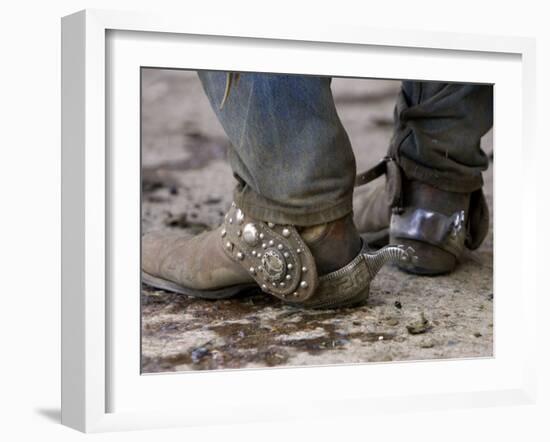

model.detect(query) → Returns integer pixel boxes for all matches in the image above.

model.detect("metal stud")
[282,228,290,238]
[279,282,286,287]
[243,223,259,246]
[277,244,283,250]
[237,252,244,260]
[293,291,298,297]
[236,209,245,225]
[259,233,265,240]
[221,229,226,238]
[302,266,307,272]
[249,267,256,274]
[267,222,275,228]
[229,218,233,224]
[300,281,308,289]
[296,248,302,254]
[272,282,277,287]
[251,250,257,257]
[262,243,267,249]
[237,230,242,237]
[283,252,290,258]
[285,274,291,280]
[268,239,274,246]
[261,284,267,290]
[287,263,293,270]
[226,241,233,250]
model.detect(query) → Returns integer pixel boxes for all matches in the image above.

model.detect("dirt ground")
[140,69,494,373]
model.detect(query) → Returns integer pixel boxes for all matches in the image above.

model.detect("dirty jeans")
[198,71,493,226]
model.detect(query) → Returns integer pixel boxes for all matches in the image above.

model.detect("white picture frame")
[61,9,538,433]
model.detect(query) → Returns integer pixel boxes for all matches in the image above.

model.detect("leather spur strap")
[355,156,403,209]
[354,157,389,187]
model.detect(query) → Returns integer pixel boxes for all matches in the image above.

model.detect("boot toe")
[141,230,193,276]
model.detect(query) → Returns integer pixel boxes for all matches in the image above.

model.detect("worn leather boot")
[353,159,489,275]
[142,203,416,308]
[352,181,392,249]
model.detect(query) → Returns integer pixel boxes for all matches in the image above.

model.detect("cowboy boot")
[353,158,489,275]
[142,203,416,308]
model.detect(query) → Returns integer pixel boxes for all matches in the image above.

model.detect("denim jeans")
[198,71,492,226]
[390,81,492,193]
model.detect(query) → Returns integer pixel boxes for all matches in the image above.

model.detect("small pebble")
[420,339,435,349]
[406,312,430,335]
[191,347,210,363]
[378,335,384,341]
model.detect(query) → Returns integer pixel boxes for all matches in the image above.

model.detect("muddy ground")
[141,69,493,373]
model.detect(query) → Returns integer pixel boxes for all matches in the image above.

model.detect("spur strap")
[355,157,389,187]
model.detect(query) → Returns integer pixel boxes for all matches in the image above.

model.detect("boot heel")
[391,238,457,275]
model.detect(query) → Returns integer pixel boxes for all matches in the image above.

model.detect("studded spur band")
[221,203,318,302]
